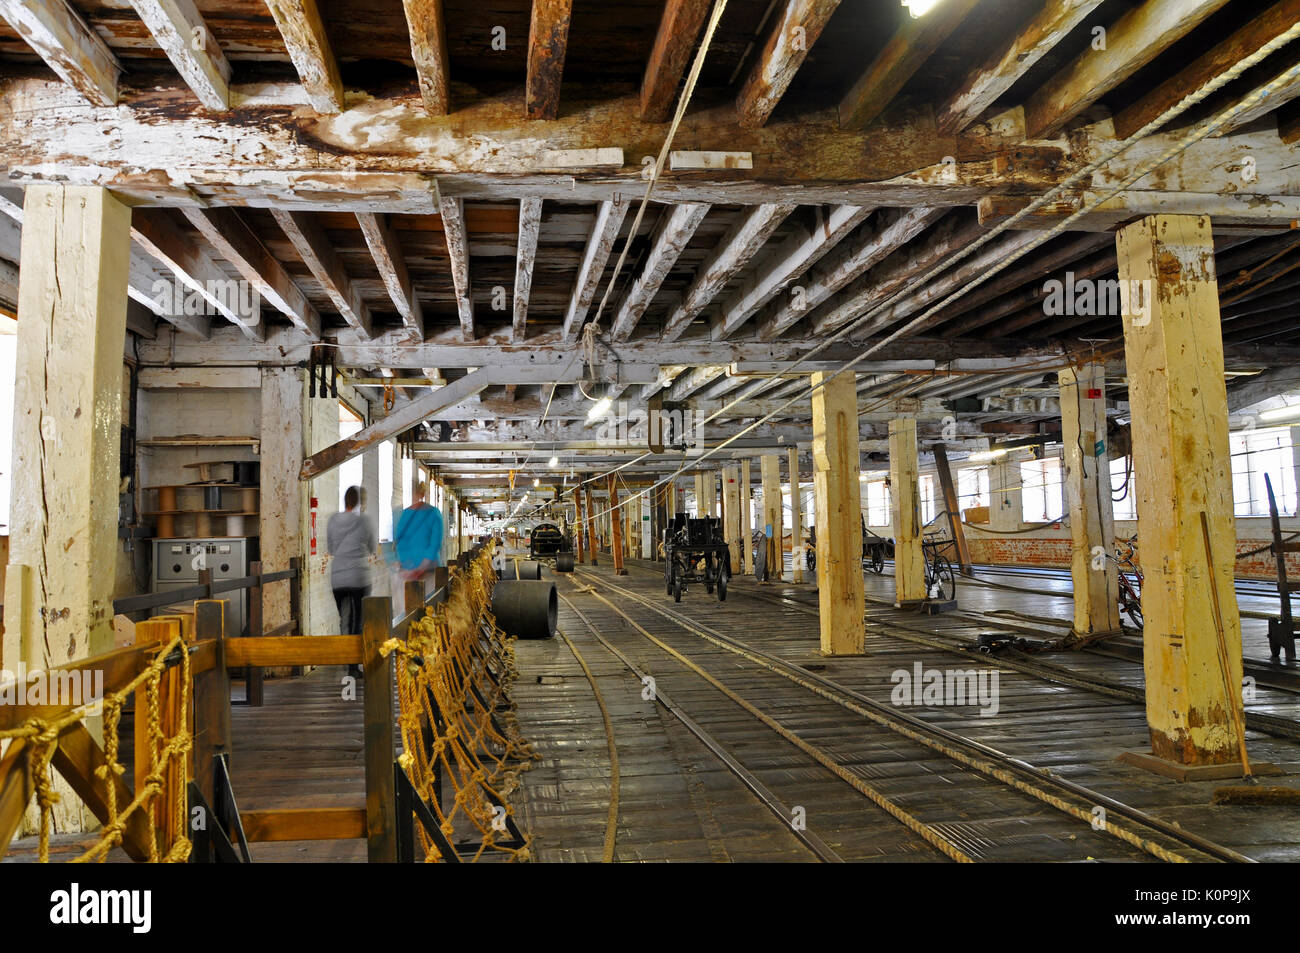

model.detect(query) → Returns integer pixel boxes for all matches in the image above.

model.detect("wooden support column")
[889,418,927,605]
[361,596,396,862]
[932,443,972,574]
[761,454,783,581]
[812,371,864,655]
[722,465,741,573]
[574,482,586,563]
[1116,214,1245,766]
[192,599,232,809]
[4,185,130,679]
[1059,362,1121,637]
[608,475,626,574]
[260,367,305,637]
[693,473,707,516]
[741,459,753,574]
[789,447,803,583]
[584,480,599,566]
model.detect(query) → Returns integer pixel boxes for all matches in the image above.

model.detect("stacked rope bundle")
[0,635,193,863]
[382,548,537,862]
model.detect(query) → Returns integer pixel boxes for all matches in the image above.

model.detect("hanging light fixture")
[901,0,941,16]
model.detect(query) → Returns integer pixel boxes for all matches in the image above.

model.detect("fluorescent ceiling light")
[1259,404,1300,423]
[586,396,612,423]
[548,456,559,468]
[902,0,941,16]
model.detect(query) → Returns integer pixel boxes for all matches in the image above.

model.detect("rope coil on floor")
[382,548,538,862]
[0,635,193,864]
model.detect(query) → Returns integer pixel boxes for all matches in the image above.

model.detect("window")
[338,403,363,513]
[957,467,989,514]
[919,474,937,525]
[379,441,394,540]
[1021,458,1064,523]
[1110,456,1137,521]
[866,480,890,526]
[1231,426,1297,516]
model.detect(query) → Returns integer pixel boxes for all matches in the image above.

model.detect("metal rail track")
[726,578,1300,741]
[572,566,1254,864]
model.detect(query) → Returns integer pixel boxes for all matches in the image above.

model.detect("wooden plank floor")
[511,554,1300,863]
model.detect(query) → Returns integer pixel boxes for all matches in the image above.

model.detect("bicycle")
[1109,535,1144,629]
[921,535,957,602]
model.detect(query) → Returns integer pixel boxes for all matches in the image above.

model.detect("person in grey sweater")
[327,486,376,641]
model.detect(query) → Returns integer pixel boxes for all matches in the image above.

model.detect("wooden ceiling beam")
[937,0,1102,135]
[129,0,231,110]
[437,195,475,341]
[757,205,945,341]
[1024,0,1231,139]
[838,0,981,131]
[513,197,542,342]
[0,0,120,106]
[356,211,424,338]
[526,0,573,120]
[805,214,981,337]
[639,0,712,122]
[735,0,841,129]
[263,0,344,113]
[712,205,874,341]
[132,209,264,339]
[562,197,629,343]
[401,0,450,115]
[660,203,795,341]
[181,206,322,339]
[609,202,710,342]
[273,208,374,339]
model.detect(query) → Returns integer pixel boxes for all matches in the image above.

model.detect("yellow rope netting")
[0,635,193,864]
[381,550,538,862]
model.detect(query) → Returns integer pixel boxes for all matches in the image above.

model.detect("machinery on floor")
[528,521,575,572]
[664,515,731,603]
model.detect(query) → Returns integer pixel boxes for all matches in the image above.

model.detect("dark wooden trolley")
[663,515,731,603]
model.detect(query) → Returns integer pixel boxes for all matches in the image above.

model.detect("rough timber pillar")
[740,459,754,575]
[574,483,586,563]
[811,371,864,655]
[607,475,627,575]
[761,454,783,581]
[584,479,598,565]
[722,465,741,573]
[693,473,706,516]
[1116,214,1245,766]
[1059,363,1121,637]
[3,185,130,673]
[789,447,803,583]
[261,367,305,634]
[889,418,927,605]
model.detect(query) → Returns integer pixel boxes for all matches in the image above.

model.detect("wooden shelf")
[139,436,260,450]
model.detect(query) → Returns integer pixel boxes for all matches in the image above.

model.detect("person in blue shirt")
[393,481,443,581]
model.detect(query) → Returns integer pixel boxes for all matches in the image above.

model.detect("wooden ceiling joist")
[513,197,542,342]
[181,206,322,339]
[356,212,424,339]
[838,0,981,131]
[712,204,874,341]
[937,0,1103,135]
[756,205,945,341]
[0,0,120,106]
[438,195,475,341]
[1024,0,1232,139]
[640,0,713,122]
[401,0,451,116]
[132,210,264,340]
[273,209,374,339]
[735,0,842,129]
[609,202,710,342]
[263,0,344,114]
[660,203,796,342]
[526,0,573,120]
[562,197,629,343]
[128,0,231,110]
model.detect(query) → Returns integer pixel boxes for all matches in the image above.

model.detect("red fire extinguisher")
[310,496,319,555]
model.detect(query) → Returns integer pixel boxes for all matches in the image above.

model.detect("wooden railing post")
[193,599,232,809]
[247,560,265,707]
[404,577,425,617]
[133,617,187,853]
[362,595,396,863]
